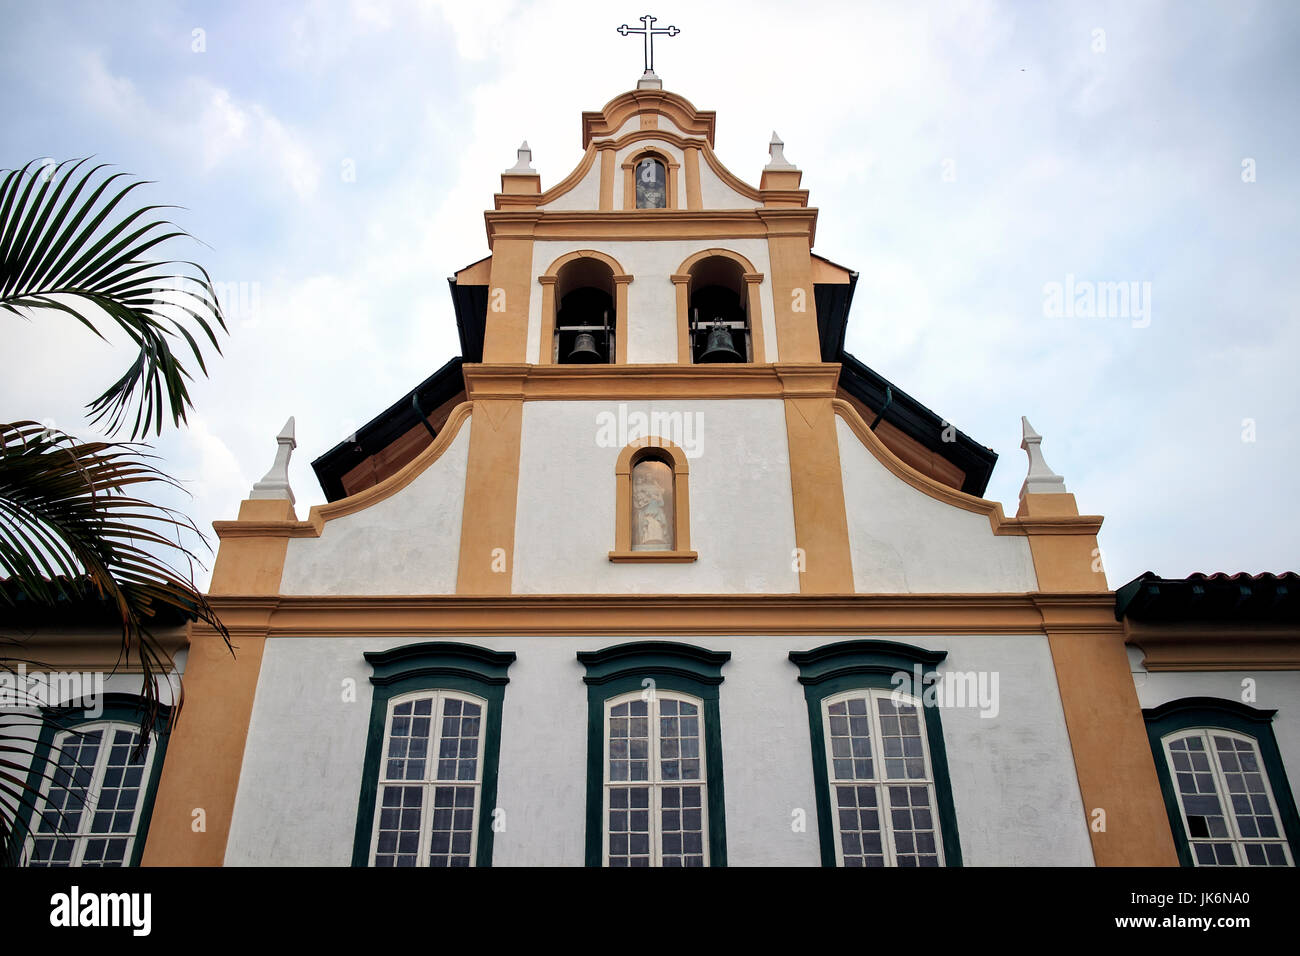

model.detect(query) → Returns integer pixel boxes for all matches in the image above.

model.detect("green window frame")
[6,693,173,867]
[578,641,730,867]
[789,640,963,867]
[1143,697,1299,867]
[351,642,515,867]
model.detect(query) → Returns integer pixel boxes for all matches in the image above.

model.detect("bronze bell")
[697,323,742,363]
[566,332,603,363]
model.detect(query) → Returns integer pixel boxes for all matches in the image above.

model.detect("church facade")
[11,77,1297,868]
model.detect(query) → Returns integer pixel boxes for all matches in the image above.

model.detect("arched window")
[688,256,750,363]
[603,690,708,866]
[11,695,172,867]
[819,689,943,866]
[369,689,486,867]
[610,438,695,563]
[554,258,615,364]
[353,642,516,867]
[577,641,732,867]
[789,641,963,867]
[635,156,667,209]
[1143,698,1299,867]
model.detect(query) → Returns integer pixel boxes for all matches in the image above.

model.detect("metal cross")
[617,15,680,74]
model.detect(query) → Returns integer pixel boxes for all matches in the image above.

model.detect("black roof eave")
[1115,571,1300,624]
[836,352,997,497]
[310,356,466,502]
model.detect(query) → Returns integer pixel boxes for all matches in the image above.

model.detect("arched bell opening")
[554,258,616,364]
[688,257,750,364]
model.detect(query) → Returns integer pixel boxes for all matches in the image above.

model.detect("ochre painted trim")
[195,591,1118,639]
[598,146,615,211]
[582,89,716,147]
[612,437,692,559]
[784,396,854,593]
[485,208,817,247]
[684,146,702,210]
[462,362,840,402]
[766,230,821,362]
[456,399,522,595]
[671,275,691,363]
[608,551,698,563]
[537,275,558,363]
[214,403,473,541]
[1045,625,1181,866]
[482,236,535,361]
[1125,621,1300,671]
[613,276,631,364]
[140,630,263,866]
[744,273,768,363]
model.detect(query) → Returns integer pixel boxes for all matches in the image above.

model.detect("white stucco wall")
[1129,649,1300,810]
[512,399,800,594]
[697,154,762,210]
[536,151,601,211]
[279,421,471,595]
[527,238,778,364]
[224,631,1091,866]
[836,418,1039,593]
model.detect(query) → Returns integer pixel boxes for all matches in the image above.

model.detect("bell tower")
[461,76,834,368]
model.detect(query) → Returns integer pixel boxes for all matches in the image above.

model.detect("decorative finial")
[618,15,679,86]
[766,131,797,170]
[250,416,297,504]
[505,140,534,174]
[1019,416,1068,497]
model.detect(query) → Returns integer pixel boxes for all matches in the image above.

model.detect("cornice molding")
[194,591,1123,640]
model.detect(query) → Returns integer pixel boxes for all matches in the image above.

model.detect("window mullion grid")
[1202,731,1246,865]
[650,694,662,868]
[419,690,445,868]
[69,727,113,867]
[868,689,898,868]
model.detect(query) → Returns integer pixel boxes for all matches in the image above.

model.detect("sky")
[1,0,1297,591]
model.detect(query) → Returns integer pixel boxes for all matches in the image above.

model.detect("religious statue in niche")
[636,158,667,209]
[630,458,674,550]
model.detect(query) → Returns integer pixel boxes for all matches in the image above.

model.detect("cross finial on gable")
[617,14,680,86]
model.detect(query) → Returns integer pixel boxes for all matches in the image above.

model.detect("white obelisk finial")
[250,416,297,505]
[1019,416,1067,498]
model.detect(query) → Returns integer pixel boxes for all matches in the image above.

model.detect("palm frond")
[0,159,228,439]
[0,421,232,738]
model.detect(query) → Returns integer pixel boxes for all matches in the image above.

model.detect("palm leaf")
[0,421,231,732]
[0,160,228,439]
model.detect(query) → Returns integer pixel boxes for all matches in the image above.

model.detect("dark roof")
[1115,571,1300,623]
[311,357,465,502]
[836,352,996,497]
[448,278,488,363]
[0,576,195,628]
